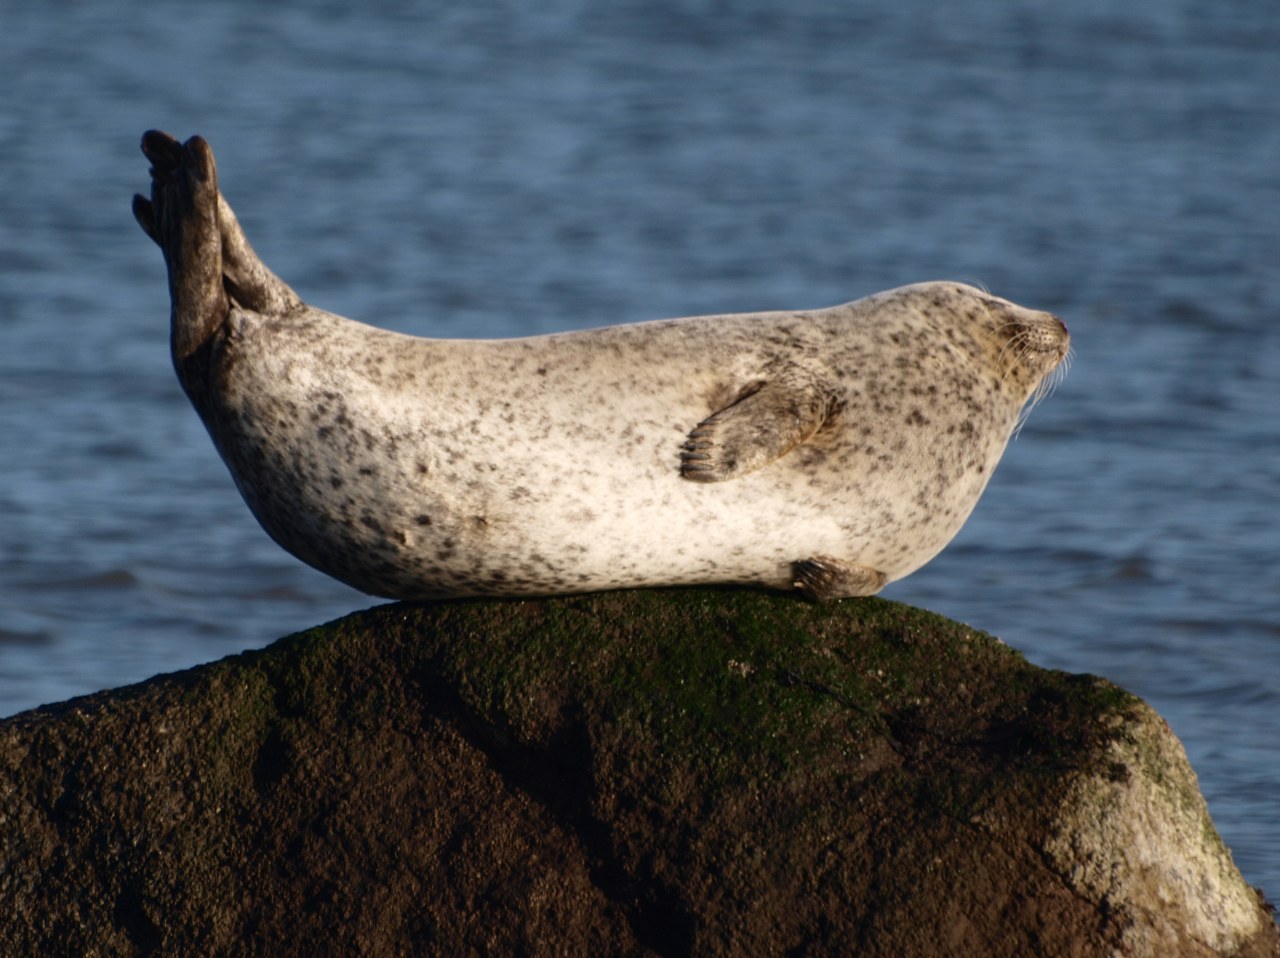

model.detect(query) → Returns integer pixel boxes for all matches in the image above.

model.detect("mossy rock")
[0,589,1273,956]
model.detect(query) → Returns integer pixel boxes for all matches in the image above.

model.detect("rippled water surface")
[1,1,1277,894]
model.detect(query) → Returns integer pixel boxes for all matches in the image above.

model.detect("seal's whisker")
[1012,344,1071,437]
[997,328,1037,382]
[995,330,1022,375]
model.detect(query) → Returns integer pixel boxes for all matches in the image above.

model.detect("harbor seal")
[132,131,1070,601]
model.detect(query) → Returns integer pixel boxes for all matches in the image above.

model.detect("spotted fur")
[134,132,1070,601]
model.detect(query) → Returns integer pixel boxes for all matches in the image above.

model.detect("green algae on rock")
[0,589,1274,957]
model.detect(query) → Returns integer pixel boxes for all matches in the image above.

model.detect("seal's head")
[985,295,1070,395]
[911,280,1070,407]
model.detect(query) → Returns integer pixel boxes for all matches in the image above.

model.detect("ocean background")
[1,0,1276,895]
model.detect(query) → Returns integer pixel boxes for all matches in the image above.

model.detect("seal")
[133,131,1070,601]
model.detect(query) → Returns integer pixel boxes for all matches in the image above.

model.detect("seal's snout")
[1011,308,1070,355]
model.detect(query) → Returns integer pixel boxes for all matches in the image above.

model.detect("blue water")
[2,1,1277,895]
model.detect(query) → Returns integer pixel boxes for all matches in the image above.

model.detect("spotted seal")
[133,131,1069,601]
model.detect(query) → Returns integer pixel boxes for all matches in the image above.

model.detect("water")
[1,0,1277,895]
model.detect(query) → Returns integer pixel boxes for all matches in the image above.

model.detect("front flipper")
[793,556,887,601]
[680,364,842,482]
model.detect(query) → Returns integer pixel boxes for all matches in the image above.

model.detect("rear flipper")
[132,131,227,377]
[215,192,302,315]
[133,130,301,319]
[793,556,887,601]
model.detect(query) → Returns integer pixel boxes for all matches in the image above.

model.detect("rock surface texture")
[0,590,1274,957]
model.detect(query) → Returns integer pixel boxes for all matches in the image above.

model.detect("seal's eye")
[980,298,1068,356]
[979,297,1022,334]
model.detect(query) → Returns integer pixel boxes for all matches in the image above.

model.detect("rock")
[0,589,1274,957]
